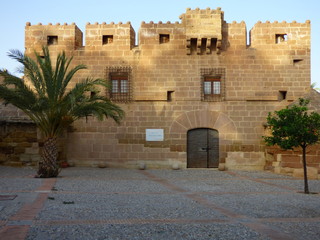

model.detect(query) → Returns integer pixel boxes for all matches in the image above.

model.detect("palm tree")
[0,47,124,178]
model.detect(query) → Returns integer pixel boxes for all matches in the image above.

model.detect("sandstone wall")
[17,7,312,170]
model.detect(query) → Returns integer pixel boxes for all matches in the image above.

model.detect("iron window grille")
[201,68,225,101]
[106,66,132,102]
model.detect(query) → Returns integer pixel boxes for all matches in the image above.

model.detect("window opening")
[200,38,207,55]
[201,68,225,102]
[159,34,170,44]
[275,34,288,44]
[190,38,197,55]
[111,75,128,93]
[278,91,287,101]
[47,36,58,45]
[204,77,221,95]
[106,66,132,102]
[103,35,113,45]
[210,38,217,52]
[293,59,303,66]
[167,91,174,101]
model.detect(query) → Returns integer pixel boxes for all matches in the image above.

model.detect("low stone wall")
[0,121,40,166]
[266,146,320,179]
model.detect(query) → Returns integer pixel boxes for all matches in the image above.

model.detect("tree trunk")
[37,137,60,178]
[302,146,310,194]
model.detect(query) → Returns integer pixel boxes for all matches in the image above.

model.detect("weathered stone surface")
[1,8,313,171]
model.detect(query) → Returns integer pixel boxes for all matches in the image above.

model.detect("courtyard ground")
[0,166,320,240]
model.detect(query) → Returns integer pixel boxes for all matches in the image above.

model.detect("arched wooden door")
[187,128,219,168]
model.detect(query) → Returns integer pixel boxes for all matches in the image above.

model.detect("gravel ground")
[26,223,268,240]
[0,166,319,240]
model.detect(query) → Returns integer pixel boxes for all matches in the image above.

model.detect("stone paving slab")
[0,166,319,240]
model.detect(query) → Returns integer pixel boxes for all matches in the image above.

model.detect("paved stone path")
[0,166,320,239]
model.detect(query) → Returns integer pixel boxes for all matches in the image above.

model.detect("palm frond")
[1,46,124,139]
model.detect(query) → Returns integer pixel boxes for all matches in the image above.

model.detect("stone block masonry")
[15,7,313,171]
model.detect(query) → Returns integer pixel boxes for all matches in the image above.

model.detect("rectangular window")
[201,68,225,101]
[111,75,128,94]
[47,36,58,45]
[275,34,288,44]
[106,66,132,102]
[103,35,113,45]
[159,34,170,44]
[204,77,221,95]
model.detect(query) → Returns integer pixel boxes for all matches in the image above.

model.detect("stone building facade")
[8,7,312,171]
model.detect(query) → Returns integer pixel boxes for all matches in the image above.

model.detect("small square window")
[275,34,288,44]
[278,91,287,101]
[159,34,170,44]
[103,35,113,45]
[47,36,58,45]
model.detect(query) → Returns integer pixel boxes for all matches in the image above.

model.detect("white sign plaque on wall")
[146,129,164,141]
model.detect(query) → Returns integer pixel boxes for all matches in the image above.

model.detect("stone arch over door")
[169,110,237,166]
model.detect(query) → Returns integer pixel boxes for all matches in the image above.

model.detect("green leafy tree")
[264,98,320,193]
[0,47,124,178]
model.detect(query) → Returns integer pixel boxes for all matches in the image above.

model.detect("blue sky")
[0,0,319,85]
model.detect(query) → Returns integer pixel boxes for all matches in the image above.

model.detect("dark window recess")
[293,59,303,66]
[103,35,113,45]
[278,91,287,101]
[210,38,217,52]
[47,36,58,45]
[187,38,218,55]
[200,38,207,55]
[201,68,225,102]
[159,34,170,44]
[190,38,197,55]
[90,91,96,99]
[167,91,174,101]
[275,34,288,44]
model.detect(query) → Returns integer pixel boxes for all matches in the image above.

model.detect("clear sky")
[0,0,319,85]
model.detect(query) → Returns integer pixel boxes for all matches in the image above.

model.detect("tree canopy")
[264,98,320,193]
[0,47,125,177]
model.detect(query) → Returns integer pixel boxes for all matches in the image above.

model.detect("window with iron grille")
[106,66,132,102]
[201,68,225,101]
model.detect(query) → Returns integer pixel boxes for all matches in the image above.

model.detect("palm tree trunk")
[37,137,60,178]
[302,146,310,194]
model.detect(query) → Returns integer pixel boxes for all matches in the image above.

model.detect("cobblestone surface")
[0,166,319,240]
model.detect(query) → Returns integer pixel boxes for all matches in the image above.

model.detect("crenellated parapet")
[250,20,311,47]
[25,22,83,54]
[180,7,224,55]
[139,21,183,46]
[224,21,247,49]
[24,8,310,57]
[85,22,136,50]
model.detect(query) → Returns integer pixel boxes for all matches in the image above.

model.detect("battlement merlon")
[139,21,184,46]
[85,22,136,50]
[25,22,83,53]
[180,7,224,41]
[250,20,311,47]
